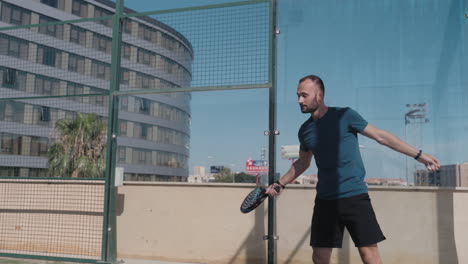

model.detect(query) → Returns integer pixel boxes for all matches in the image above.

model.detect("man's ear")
[318,90,324,103]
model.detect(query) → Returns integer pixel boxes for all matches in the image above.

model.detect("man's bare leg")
[312,247,333,264]
[358,244,382,264]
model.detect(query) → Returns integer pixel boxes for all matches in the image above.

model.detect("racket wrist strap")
[275,180,286,189]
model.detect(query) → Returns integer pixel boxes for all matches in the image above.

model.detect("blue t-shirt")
[298,107,368,199]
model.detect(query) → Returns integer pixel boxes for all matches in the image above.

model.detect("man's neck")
[312,105,328,121]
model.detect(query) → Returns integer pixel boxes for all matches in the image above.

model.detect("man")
[266,75,440,264]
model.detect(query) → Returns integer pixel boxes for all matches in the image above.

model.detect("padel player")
[266,75,440,264]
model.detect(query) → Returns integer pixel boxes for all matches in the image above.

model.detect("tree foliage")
[48,113,106,178]
[213,168,256,183]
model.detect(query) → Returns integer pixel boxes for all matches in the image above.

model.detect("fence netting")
[0,0,271,262]
[0,13,112,261]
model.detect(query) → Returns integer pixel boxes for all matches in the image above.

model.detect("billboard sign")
[245,159,268,173]
[210,166,224,174]
[281,145,300,159]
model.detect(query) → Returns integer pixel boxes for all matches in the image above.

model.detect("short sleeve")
[346,108,368,133]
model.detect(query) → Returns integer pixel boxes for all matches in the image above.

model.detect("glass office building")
[0,0,193,181]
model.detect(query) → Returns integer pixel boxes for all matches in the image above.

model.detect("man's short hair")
[299,75,325,94]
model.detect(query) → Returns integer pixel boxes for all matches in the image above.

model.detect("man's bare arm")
[360,124,440,171]
[266,149,314,195]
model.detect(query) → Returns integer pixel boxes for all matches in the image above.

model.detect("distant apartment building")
[293,174,317,185]
[415,163,468,187]
[0,0,193,181]
[187,166,206,183]
[193,166,205,178]
[365,178,407,186]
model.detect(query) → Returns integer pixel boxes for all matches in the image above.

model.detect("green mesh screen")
[0,5,114,260]
[0,94,109,261]
[122,1,271,92]
[0,0,272,262]
[0,178,104,259]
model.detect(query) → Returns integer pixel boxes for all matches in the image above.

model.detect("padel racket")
[240,186,280,214]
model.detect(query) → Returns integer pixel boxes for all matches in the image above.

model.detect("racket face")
[240,187,267,214]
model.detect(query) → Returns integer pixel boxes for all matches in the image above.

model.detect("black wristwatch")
[414,150,422,160]
[275,180,286,189]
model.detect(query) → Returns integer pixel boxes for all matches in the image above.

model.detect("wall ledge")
[121,181,468,192]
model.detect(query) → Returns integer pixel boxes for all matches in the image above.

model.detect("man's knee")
[312,253,328,264]
[358,244,381,264]
[312,248,332,264]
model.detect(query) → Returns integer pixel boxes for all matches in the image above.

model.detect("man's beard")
[300,104,318,113]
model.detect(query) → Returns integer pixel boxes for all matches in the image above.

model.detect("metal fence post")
[102,0,124,262]
[267,0,278,263]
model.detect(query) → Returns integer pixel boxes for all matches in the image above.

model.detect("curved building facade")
[0,0,192,181]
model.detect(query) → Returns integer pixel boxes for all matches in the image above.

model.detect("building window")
[94,6,113,27]
[123,19,132,34]
[136,73,154,89]
[0,35,7,55]
[118,146,126,162]
[92,33,112,54]
[132,123,150,139]
[135,98,151,114]
[0,133,22,155]
[138,24,157,42]
[9,38,28,60]
[137,150,146,164]
[0,166,20,177]
[37,46,62,68]
[91,61,110,80]
[67,83,84,102]
[40,106,50,122]
[121,44,131,60]
[119,96,128,111]
[0,2,31,25]
[0,34,29,60]
[30,136,49,157]
[0,101,24,123]
[166,58,175,74]
[68,54,85,74]
[43,48,57,66]
[119,120,127,136]
[42,0,65,9]
[35,76,60,96]
[41,0,57,8]
[143,27,153,41]
[7,38,21,57]
[132,149,151,165]
[89,88,107,107]
[38,15,64,39]
[142,75,151,89]
[141,124,150,139]
[133,122,142,139]
[2,68,16,87]
[152,101,189,123]
[69,25,87,46]
[94,94,105,106]
[1,68,26,91]
[72,0,88,17]
[137,49,152,66]
[161,32,176,52]
[120,69,130,85]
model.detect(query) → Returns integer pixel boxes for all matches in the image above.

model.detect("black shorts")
[310,193,386,248]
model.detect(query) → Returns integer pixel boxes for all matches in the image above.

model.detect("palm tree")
[48,113,107,178]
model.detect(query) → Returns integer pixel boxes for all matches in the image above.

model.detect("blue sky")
[123,0,468,179]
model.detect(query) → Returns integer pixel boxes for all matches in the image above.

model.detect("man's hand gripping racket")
[240,181,285,214]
